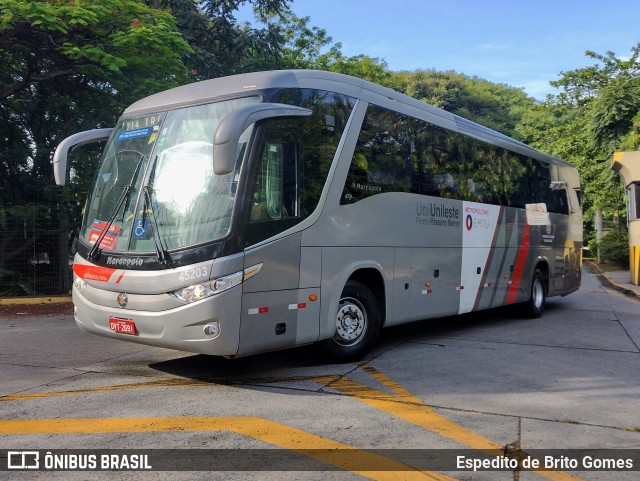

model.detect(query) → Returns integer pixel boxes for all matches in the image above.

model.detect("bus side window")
[342,106,418,204]
[574,188,582,208]
[250,142,300,222]
[244,120,306,247]
[550,189,569,215]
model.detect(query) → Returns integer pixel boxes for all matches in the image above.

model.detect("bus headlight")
[172,271,242,303]
[171,264,262,304]
[173,283,211,303]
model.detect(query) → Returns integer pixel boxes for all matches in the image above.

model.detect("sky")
[238,0,640,99]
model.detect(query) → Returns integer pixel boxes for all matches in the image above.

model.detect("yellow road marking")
[0,416,454,481]
[0,378,208,401]
[0,296,70,306]
[0,366,589,480]
[321,365,584,481]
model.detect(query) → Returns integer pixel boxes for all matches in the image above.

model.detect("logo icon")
[117,293,128,308]
[465,214,473,231]
[133,217,149,239]
[8,451,39,469]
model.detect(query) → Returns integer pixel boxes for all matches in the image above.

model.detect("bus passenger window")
[342,105,418,203]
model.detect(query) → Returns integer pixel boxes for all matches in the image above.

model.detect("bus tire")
[318,280,381,363]
[524,268,546,318]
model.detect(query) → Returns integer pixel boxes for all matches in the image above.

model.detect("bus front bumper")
[72,287,241,356]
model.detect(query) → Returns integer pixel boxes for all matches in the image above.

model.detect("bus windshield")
[81,96,260,253]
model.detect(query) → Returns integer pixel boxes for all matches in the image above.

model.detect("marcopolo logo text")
[106,257,144,267]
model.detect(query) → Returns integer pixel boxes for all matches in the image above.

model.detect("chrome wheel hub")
[532,278,544,308]
[335,297,367,346]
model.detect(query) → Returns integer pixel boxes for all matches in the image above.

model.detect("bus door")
[240,233,304,356]
[237,135,319,356]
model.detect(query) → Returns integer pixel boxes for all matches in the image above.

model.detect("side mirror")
[53,128,113,186]
[213,103,312,175]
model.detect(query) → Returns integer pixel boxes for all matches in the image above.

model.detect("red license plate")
[109,317,136,335]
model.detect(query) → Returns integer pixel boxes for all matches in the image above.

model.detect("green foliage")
[0,267,35,297]
[241,11,392,86]
[244,12,532,138]
[0,0,291,292]
[0,0,194,176]
[0,0,194,279]
[620,112,640,150]
[516,45,640,235]
[325,54,392,86]
[0,0,192,101]
[598,228,630,267]
[589,76,640,151]
[155,0,288,79]
[391,69,534,138]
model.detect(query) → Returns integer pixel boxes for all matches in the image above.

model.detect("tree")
[391,69,534,138]
[0,0,192,291]
[0,0,191,103]
[0,0,294,294]
[1,0,192,193]
[516,45,640,243]
[149,0,288,79]
[240,10,392,84]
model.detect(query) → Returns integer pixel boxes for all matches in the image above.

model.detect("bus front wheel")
[318,280,381,362]
[524,268,547,318]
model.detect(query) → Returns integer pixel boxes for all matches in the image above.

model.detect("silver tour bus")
[54,70,582,362]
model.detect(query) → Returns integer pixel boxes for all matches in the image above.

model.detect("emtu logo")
[465,214,473,231]
[7,451,39,469]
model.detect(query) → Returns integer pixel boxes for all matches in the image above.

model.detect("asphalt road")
[1,268,639,481]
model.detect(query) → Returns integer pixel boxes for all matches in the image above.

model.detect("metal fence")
[0,204,77,298]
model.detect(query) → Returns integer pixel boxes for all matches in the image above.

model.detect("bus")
[53,70,582,362]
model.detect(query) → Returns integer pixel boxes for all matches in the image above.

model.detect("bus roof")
[124,69,571,168]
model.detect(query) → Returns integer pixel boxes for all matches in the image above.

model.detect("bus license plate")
[109,317,136,335]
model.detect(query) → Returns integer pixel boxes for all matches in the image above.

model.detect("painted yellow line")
[0,296,71,306]
[0,376,327,402]
[325,365,585,481]
[0,379,209,402]
[349,366,503,450]
[0,367,589,480]
[0,416,455,481]
[0,374,343,402]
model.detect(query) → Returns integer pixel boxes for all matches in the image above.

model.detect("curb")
[587,261,640,300]
[0,296,72,306]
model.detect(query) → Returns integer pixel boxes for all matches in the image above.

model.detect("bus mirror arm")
[213,103,312,175]
[53,128,113,186]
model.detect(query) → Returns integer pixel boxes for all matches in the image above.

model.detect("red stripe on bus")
[505,223,530,304]
[73,264,117,283]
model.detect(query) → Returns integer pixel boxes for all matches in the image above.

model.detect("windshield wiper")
[142,184,172,267]
[87,154,145,261]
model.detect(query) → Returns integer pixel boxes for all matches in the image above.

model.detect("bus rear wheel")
[524,268,546,318]
[318,280,381,362]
